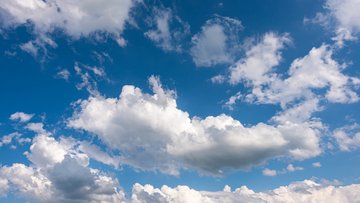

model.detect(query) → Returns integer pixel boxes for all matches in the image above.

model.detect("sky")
[0,0,360,202]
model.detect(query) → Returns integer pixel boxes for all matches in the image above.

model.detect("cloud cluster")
[69,76,322,175]
[0,0,138,46]
[0,125,125,203]
[132,180,360,203]
[224,40,359,107]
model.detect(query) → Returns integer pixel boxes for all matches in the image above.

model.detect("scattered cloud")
[190,15,243,67]
[228,32,291,85]
[0,132,21,147]
[262,168,277,176]
[333,124,360,151]
[74,63,109,96]
[224,92,241,110]
[9,112,34,123]
[312,162,322,168]
[145,7,190,52]
[286,164,304,172]
[19,41,39,57]
[56,69,70,81]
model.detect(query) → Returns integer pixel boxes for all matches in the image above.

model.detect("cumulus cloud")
[0,126,125,202]
[190,16,243,67]
[0,0,138,47]
[131,180,360,203]
[228,32,291,85]
[69,76,322,175]
[9,112,34,123]
[145,7,190,52]
[238,44,359,107]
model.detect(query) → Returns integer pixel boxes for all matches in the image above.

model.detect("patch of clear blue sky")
[0,0,359,198]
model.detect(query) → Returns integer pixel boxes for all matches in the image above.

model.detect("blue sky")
[0,0,360,202]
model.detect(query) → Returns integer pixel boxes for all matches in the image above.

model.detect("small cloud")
[19,41,38,57]
[224,92,241,110]
[312,162,322,168]
[190,15,243,67]
[25,123,47,134]
[9,112,34,123]
[145,7,190,52]
[287,164,304,172]
[262,168,277,176]
[210,75,226,84]
[56,69,71,81]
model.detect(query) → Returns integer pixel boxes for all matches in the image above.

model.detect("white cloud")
[0,128,125,202]
[25,122,47,134]
[69,76,322,175]
[308,0,360,46]
[262,168,277,176]
[243,44,359,106]
[9,112,34,123]
[0,0,138,46]
[224,92,241,110]
[19,41,39,57]
[131,180,360,203]
[0,132,21,147]
[312,162,322,168]
[73,63,109,96]
[333,125,360,151]
[77,141,121,168]
[287,164,304,172]
[56,69,70,81]
[229,32,291,85]
[210,75,226,84]
[190,16,243,67]
[145,7,190,52]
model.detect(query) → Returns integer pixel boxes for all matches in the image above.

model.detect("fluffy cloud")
[69,76,322,175]
[190,16,243,67]
[9,112,34,123]
[308,0,360,46]
[0,0,138,46]
[326,0,360,45]
[132,180,360,203]
[0,126,125,202]
[262,168,277,177]
[0,132,30,147]
[228,32,291,85]
[333,125,360,151]
[145,7,190,52]
[237,44,359,106]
